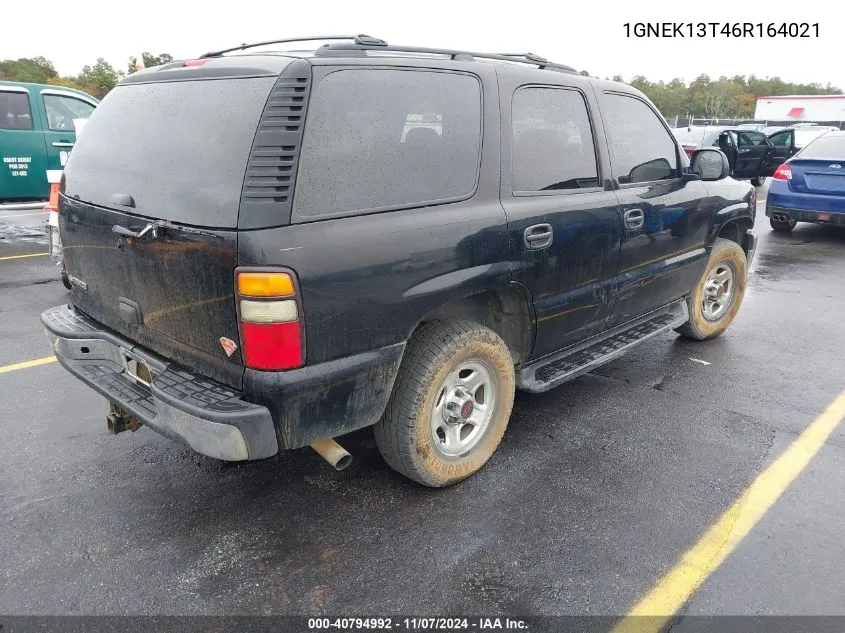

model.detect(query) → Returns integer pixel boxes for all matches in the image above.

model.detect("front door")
[761,129,797,178]
[598,91,713,328]
[731,130,771,179]
[37,89,96,172]
[0,88,49,202]
[501,80,622,359]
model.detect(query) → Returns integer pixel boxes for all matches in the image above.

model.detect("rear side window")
[43,94,95,131]
[511,87,599,192]
[63,77,277,228]
[293,69,482,220]
[0,91,33,131]
[602,93,680,184]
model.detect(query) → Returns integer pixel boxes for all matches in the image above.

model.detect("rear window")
[798,134,845,160]
[292,69,482,220]
[63,77,277,228]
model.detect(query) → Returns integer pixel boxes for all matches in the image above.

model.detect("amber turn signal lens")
[237,272,295,297]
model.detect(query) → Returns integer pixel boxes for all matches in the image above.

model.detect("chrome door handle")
[523,223,553,250]
[624,208,645,231]
[52,141,74,148]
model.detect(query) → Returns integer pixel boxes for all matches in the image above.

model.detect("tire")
[751,177,765,187]
[675,237,747,341]
[60,266,71,290]
[374,320,516,488]
[770,217,797,232]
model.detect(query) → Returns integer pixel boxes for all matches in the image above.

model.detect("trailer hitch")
[106,403,142,434]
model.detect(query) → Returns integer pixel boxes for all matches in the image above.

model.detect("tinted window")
[735,131,767,147]
[602,93,679,184]
[0,91,33,130]
[511,87,599,192]
[63,77,277,228]
[798,134,845,160]
[294,69,481,219]
[768,131,792,148]
[43,94,95,131]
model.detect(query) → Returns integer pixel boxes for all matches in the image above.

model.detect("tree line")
[578,70,842,118]
[0,53,173,99]
[2,55,841,117]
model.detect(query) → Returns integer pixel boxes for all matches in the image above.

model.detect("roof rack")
[199,34,387,59]
[313,41,577,73]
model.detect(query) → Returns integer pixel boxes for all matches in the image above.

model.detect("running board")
[517,299,689,393]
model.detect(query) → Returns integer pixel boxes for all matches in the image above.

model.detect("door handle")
[624,208,645,231]
[523,223,553,250]
[52,141,74,148]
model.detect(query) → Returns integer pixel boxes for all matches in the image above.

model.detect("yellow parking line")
[611,388,845,633]
[0,252,48,261]
[0,356,57,374]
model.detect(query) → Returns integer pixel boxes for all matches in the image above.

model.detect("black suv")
[42,36,756,487]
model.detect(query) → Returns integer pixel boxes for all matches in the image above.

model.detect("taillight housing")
[773,164,792,180]
[235,268,305,371]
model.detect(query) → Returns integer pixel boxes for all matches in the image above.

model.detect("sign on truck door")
[0,87,50,202]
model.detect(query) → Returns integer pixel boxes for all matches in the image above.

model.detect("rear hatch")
[59,58,290,389]
[789,159,845,196]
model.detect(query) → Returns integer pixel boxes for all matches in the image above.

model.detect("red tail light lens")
[773,164,792,180]
[235,268,304,371]
[684,147,695,158]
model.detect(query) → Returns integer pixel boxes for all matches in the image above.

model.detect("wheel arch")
[411,284,535,367]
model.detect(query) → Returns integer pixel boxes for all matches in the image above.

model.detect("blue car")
[766,131,845,232]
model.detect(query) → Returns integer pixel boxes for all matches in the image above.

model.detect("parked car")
[41,36,756,488]
[0,81,98,208]
[681,125,827,187]
[766,131,845,232]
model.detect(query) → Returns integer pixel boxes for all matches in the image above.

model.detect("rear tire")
[60,264,71,290]
[770,217,797,232]
[676,238,747,341]
[374,320,515,488]
[751,177,766,187]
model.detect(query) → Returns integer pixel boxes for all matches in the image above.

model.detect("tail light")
[235,268,304,370]
[684,147,695,158]
[773,164,792,180]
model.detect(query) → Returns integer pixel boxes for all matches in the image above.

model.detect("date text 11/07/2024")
[307,618,529,630]
[624,22,819,38]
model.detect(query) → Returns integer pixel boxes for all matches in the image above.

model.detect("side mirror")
[690,148,730,181]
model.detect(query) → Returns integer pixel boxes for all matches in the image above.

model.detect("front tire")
[770,217,797,232]
[676,237,747,341]
[374,320,516,488]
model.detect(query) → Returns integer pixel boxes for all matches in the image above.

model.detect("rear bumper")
[41,304,278,461]
[765,203,845,226]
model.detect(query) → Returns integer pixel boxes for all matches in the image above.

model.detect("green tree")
[76,58,123,98]
[0,56,58,84]
[127,52,174,74]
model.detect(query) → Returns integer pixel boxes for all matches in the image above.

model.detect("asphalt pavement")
[1,198,844,622]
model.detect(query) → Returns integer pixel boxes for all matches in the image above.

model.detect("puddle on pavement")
[0,222,48,245]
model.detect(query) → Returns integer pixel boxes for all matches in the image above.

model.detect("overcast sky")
[2,0,837,88]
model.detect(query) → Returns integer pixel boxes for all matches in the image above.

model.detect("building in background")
[755,95,845,123]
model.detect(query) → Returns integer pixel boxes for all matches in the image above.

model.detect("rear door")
[761,129,796,177]
[731,130,771,179]
[60,67,284,389]
[499,74,622,357]
[0,86,50,202]
[37,89,97,171]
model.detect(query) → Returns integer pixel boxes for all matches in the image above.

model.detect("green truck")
[1,81,98,210]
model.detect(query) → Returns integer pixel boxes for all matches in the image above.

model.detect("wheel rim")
[701,260,736,322]
[430,359,497,458]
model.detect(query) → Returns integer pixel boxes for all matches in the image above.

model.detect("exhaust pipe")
[310,438,353,471]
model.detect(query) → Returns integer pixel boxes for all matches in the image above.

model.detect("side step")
[517,299,689,393]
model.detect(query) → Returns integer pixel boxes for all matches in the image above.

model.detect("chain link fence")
[665,115,845,129]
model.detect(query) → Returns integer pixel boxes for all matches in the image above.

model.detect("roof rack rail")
[199,34,387,59]
[313,42,577,73]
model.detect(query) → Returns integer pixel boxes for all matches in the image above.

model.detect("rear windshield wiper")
[112,220,223,240]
